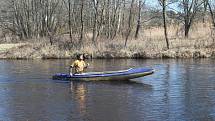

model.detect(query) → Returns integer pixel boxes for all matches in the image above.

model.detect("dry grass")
[0,22,215,59]
[0,43,25,52]
[143,22,212,39]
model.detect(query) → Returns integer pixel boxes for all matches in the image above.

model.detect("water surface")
[0,59,214,121]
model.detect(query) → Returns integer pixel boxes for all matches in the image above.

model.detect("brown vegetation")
[0,0,215,59]
[1,22,215,59]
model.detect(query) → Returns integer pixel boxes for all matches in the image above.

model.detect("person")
[70,54,89,75]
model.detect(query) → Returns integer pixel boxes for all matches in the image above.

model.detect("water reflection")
[70,82,87,116]
[0,59,214,121]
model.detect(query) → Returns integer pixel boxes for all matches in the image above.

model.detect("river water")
[0,59,214,121]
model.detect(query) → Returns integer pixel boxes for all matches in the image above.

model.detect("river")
[0,59,214,121]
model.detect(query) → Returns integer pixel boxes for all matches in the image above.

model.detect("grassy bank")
[1,23,215,59]
[0,38,215,59]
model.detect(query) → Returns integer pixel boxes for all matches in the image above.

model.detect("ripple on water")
[0,59,214,121]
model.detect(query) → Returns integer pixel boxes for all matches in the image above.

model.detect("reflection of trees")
[183,60,214,120]
[0,84,12,120]
[163,63,170,103]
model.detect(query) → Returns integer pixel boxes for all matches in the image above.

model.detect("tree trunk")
[184,19,192,37]
[68,0,72,41]
[80,0,84,43]
[135,0,142,39]
[202,0,208,24]
[162,0,169,49]
[92,0,98,44]
[124,0,135,47]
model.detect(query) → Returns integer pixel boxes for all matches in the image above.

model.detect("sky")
[145,0,181,12]
[145,0,160,8]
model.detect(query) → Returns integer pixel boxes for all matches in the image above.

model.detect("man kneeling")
[70,54,89,75]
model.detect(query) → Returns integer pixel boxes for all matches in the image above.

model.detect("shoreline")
[1,43,215,59]
[1,49,215,60]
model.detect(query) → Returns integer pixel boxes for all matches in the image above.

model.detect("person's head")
[77,54,84,60]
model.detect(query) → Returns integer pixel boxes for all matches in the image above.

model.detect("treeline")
[0,0,215,48]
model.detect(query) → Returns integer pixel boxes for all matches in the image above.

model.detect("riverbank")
[1,22,215,59]
[1,40,215,59]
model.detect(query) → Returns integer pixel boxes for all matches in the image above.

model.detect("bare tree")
[68,0,72,40]
[80,0,85,43]
[180,0,203,37]
[135,0,144,39]
[159,0,170,49]
[202,0,208,23]
[92,0,99,44]
[1,0,62,43]
[207,0,215,28]
[1,0,213,49]
[124,0,135,47]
